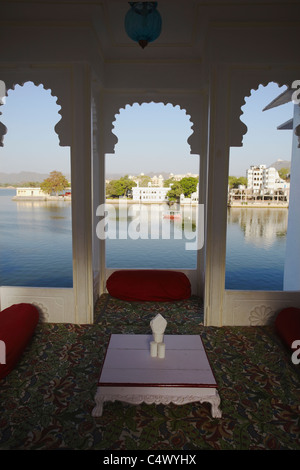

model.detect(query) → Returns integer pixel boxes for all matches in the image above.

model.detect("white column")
[204,67,231,326]
[91,87,106,301]
[70,64,93,323]
[196,95,208,298]
[96,90,107,295]
[284,104,300,291]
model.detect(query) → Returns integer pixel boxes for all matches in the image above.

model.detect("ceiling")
[95,0,202,61]
[2,0,300,62]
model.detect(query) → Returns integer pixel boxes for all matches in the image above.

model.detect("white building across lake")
[228,164,290,207]
[13,188,71,200]
[132,186,171,202]
[14,187,46,199]
[132,183,199,204]
[246,165,289,193]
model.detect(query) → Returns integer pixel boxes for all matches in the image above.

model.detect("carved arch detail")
[228,70,297,148]
[103,93,205,157]
[0,68,72,148]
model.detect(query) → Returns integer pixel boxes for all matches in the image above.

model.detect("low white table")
[92,334,222,418]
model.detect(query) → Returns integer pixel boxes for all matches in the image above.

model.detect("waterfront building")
[151,175,164,187]
[246,165,289,193]
[191,183,199,203]
[227,164,291,206]
[15,187,46,198]
[132,186,171,203]
[13,187,71,200]
[228,186,290,207]
[171,172,199,182]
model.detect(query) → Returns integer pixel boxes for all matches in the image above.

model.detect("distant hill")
[106,171,196,180]
[269,159,291,171]
[2,170,192,185]
[106,171,172,180]
[0,171,70,185]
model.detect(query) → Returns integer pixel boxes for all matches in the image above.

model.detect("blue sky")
[0,81,294,178]
[229,82,293,176]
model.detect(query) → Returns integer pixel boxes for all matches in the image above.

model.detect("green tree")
[106,180,119,198]
[229,176,247,189]
[167,181,183,202]
[106,175,136,198]
[136,175,151,187]
[237,176,247,187]
[164,177,176,187]
[26,181,41,187]
[228,176,236,189]
[278,167,290,180]
[179,176,198,197]
[40,171,69,196]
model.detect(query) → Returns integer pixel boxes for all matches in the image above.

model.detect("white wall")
[284,104,300,290]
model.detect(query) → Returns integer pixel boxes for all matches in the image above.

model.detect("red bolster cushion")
[106,270,191,301]
[275,307,300,349]
[0,303,39,379]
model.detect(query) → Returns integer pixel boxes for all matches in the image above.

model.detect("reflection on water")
[0,189,288,290]
[16,200,71,211]
[0,189,73,288]
[104,203,197,239]
[226,207,288,290]
[227,207,288,247]
[105,203,198,269]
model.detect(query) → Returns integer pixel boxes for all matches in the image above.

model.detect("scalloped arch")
[0,120,7,147]
[113,101,194,150]
[243,79,289,101]
[105,96,200,156]
[231,78,291,147]
[0,77,71,147]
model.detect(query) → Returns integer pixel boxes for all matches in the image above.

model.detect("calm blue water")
[104,203,198,270]
[0,189,73,287]
[0,189,288,290]
[225,207,287,290]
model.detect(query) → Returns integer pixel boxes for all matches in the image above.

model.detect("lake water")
[0,188,288,290]
[0,189,73,287]
[225,206,287,290]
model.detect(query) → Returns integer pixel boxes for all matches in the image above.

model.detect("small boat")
[163,210,181,220]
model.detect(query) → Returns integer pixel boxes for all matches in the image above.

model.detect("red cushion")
[275,307,300,349]
[0,303,39,379]
[106,270,191,301]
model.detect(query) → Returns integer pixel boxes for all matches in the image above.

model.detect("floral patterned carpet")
[0,294,299,450]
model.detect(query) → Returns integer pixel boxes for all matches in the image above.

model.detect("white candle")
[153,333,163,343]
[157,342,165,359]
[150,341,158,357]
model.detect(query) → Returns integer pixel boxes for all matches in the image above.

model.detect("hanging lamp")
[125,2,162,49]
